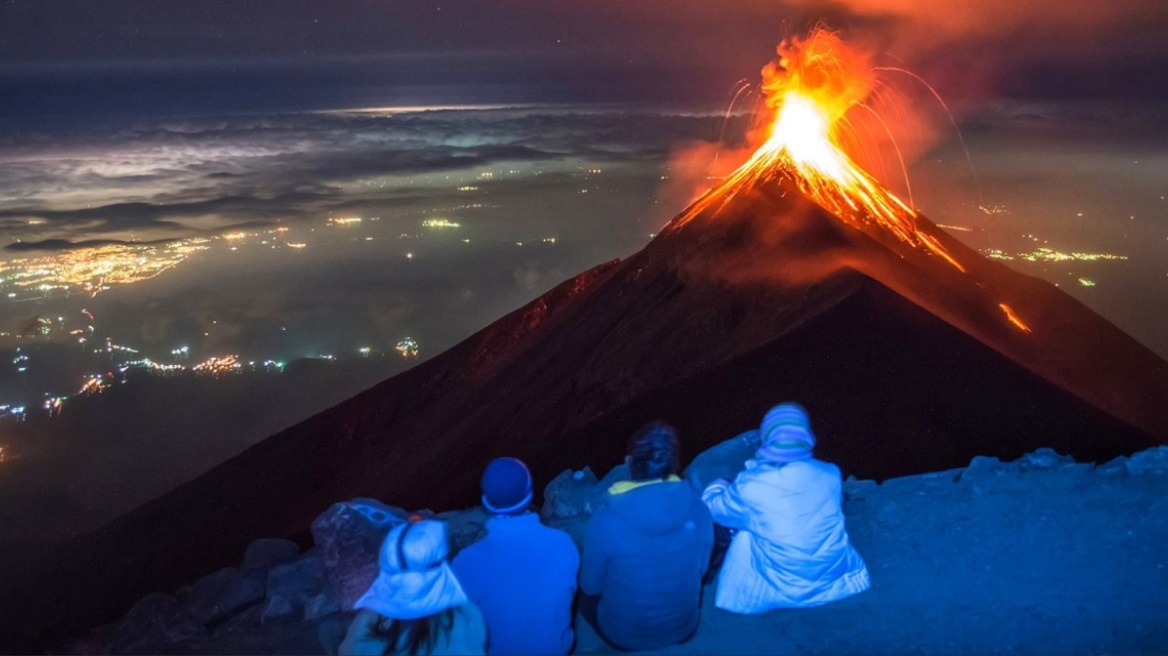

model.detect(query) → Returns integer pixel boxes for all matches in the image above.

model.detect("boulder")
[540,467,599,522]
[958,455,1004,483]
[263,550,327,625]
[107,592,208,654]
[438,506,491,553]
[1019,448,1076,471]
[244,538,301,569]
[182,565,267,626]
[311,498,409,610]
[1125,446,1168,476]
[682,430,758,492]
[305,590,345,621]
[843,475,879,500]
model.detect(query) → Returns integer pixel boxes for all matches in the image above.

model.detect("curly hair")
[627,421,682,481]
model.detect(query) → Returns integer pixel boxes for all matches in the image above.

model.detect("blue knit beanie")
[481,457,533,514]
[757,403,816,462]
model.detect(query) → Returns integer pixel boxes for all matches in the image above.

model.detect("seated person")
[579,422,713,650]
[453,457,579,655]
[340,519,487,655]
[702,403,870,613]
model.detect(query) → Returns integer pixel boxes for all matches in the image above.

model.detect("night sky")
[1,0,1167,538]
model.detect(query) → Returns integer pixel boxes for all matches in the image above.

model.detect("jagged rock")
[540,467,599,522]
[682,431,758,491]
[311,498,409,610]
[959,455,1004,482]
[108,592,208,654]
[244,538,301,569]
[1020,448,1076,470]
[438,506,491,552]
[182,565,267,626]
[1125,447,1168,476]
[305,590,344,621]
[213,604,264,636]
[263,550,327,625]
[844,475,879,500]
[1097,455,1129,477]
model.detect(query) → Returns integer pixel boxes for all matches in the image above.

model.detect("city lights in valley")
[395,338,420,359]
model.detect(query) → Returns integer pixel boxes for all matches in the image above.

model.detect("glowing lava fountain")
[684,28,965,273]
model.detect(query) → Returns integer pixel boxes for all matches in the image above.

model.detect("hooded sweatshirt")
[579,477,714,651]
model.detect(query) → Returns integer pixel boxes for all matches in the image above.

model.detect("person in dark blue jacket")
[452,457,580,655]
[579,422,714,651]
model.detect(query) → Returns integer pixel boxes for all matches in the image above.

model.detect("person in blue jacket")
[579,422,714,651]
[452,457,580,655]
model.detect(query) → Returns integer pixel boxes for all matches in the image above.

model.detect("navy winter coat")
[579,476,714,651]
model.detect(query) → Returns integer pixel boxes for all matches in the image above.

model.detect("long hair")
[373,608,456,655]
[627,421,682,481]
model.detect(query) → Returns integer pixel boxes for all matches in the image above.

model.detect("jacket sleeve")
[701,477,753,531]
[578,510,608,596]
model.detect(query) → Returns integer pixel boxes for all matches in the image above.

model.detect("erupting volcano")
[5,28,1168,651]
[686,28,966,274]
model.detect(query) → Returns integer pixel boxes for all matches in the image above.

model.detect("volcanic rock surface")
[3,175,1166,650]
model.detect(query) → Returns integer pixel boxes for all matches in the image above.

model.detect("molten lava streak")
[693,29,965,273]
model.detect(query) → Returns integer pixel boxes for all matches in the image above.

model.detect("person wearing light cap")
[452,457,579,655]
[701,402,870,614]
[339,519,487,655]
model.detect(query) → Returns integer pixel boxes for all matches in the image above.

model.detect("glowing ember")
[999,303,1032,333]
[690,28,964,273]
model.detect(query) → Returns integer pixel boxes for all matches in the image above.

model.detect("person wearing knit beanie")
[480,457,534,515]
[700,402,870,614]
[756,402,817,463]
[453,457,580,655]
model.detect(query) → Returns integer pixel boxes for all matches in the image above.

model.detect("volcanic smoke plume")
[4,28,1168,652]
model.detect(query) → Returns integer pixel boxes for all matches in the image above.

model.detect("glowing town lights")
[0,444,6,462]
[192,355,241,375]
[1079,278,1097,287]
[0,239,210,301]
[79,375,110,395]
[423,219,461,229]
[44,396,64,416]
[286,242,307,249]
[457,185,479,192]
[328,217,363,226]
[395,338,420,359]
[222,232,249,240]
[359,347,372,357]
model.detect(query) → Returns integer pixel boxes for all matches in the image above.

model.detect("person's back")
[341,603,486,656]
[579,422,714,651]
[453,457,579,655]
[340,520,487,656]
[702,403,869,614]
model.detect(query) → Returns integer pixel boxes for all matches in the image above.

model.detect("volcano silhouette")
[5,171,1167,649]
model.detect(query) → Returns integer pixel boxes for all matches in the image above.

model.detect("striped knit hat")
[756,403,816,462]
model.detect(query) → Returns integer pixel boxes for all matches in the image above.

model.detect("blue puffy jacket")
[579,477,713,650]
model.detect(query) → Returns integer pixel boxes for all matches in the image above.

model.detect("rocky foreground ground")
[67,445,1168,655]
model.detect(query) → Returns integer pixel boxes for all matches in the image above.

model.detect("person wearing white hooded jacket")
[700,402,870,614]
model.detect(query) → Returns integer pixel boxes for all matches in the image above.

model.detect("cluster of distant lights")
[0,336,422,424]
[0,168,592,429]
